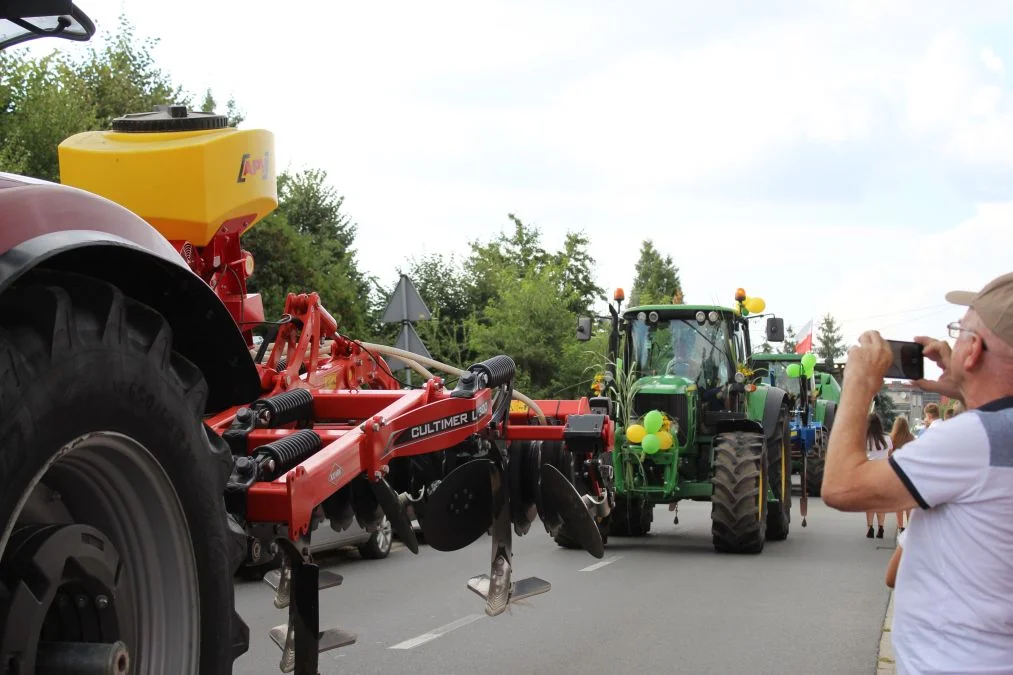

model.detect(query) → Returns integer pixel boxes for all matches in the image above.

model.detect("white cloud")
[981,46,1005,75]
[22,0,1013,387]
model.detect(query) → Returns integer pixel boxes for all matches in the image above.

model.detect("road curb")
[877,591,896,674]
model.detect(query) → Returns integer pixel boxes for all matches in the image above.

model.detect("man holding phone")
[821,271,1013,674]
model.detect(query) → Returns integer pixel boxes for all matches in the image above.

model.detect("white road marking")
[389,613,485,650]
[579,556,623,572]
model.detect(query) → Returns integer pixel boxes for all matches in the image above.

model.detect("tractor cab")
[622,305,742,435]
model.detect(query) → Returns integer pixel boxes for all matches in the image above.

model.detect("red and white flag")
[795,319,814,354]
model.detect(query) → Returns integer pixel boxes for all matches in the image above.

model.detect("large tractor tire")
[0,271,245,674]
[607,496,652,537]
[766,404,792,541]
[711,430,768,554]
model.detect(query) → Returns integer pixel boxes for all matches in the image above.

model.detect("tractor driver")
[666,324,703,380]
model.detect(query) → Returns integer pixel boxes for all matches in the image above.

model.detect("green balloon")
[786,363,802,378]
[644,410,664,434]
[801,352,817,376]
[642,433,661,454]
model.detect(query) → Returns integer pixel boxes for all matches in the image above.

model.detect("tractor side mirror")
[765,317,785,342]
[576,316,593,342]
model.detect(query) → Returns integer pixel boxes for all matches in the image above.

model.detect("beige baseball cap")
[946,271,1013,349]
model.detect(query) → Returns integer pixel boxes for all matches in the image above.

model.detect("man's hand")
[842,330,894,396]
[912,335,963,401]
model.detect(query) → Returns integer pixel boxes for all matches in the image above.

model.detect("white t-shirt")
[867,434,893,461]
[889,397,1013,675]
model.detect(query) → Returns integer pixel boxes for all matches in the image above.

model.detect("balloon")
[801,352,817,376]
[656,430,674,450]
[626,424,647,444]
[743,297,766,314]
[642,433,661,454]
[643,410,664,434]
[786,363,802,378]
[740,306,750,317]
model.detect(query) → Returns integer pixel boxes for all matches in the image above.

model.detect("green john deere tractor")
[747,353,841,497]
[579,289,794,554]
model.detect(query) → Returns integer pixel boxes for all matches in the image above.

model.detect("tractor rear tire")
[766,405,792,541]
[0,271,245,674]
[711,430,768,554]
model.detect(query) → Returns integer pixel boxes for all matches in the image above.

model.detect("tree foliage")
[874,390,899,429]
[0,16,242,182]
[629,240,682,306]
[815,313,846,361]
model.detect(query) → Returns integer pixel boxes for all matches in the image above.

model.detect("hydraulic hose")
[358,342,546,423]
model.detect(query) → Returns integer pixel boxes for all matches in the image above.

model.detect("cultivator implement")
[208,340,612,672]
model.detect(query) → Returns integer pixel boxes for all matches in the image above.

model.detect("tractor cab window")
[767,362,801,396]
[732,321,748,363]
[629,317,731,388]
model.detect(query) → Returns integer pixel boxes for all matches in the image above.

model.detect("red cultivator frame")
[208,292,615,673]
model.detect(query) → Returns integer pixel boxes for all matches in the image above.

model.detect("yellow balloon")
[626,424,647,444]
[744,297,766,314]
[655,430,674,450]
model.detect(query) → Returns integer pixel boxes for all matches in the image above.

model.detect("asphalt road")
[233,484,897,675]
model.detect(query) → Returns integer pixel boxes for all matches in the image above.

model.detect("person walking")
[864,413,892,538]
[821,270,1013,675]
[889,416,916,531]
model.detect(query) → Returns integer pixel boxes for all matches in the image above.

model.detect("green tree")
[0,16,242,182]
[815,313,846,361]
[757,339,774,354]
[245,169,370,336]
[629,240,681,306]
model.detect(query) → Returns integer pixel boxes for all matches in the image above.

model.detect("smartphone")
[885,340,924,380]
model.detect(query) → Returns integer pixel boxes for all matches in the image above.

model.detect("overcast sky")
[23,1,1013,377]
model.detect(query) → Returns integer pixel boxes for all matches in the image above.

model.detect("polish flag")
[795,319,814,355]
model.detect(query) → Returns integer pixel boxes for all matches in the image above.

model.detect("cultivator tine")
[466,454,551,615]
[369,476,419,554]
[269,539,356,674]
[800,455,808,528]
[267,560,292,609]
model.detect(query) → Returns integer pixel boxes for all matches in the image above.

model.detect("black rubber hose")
[469,355,516,389]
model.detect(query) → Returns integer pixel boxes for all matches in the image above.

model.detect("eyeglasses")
[947,321,988,351]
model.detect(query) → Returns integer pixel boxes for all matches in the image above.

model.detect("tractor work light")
[648,311,659,323]
[734,371,745,383]
[695,311,706,323]
[637,312,647,322]
[708,311,719,323]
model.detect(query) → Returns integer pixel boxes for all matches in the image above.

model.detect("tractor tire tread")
[710,430,767,554]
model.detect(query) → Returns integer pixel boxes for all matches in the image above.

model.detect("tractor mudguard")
[759,386,788,440]
[0,178,260,412]
[746,385,788,440]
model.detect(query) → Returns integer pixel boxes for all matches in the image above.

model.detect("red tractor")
[0,5,615,674]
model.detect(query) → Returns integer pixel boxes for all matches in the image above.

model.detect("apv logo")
[236,151,270,183]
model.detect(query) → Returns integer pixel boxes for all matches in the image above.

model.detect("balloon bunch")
[733,288,765,316]
[786,352,818,379]
[625,410,675,454]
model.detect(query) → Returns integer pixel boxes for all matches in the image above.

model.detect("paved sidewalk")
[877,591,896,674]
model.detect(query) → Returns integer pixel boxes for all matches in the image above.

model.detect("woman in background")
[865,413,893,538]
[889,416,916,532]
